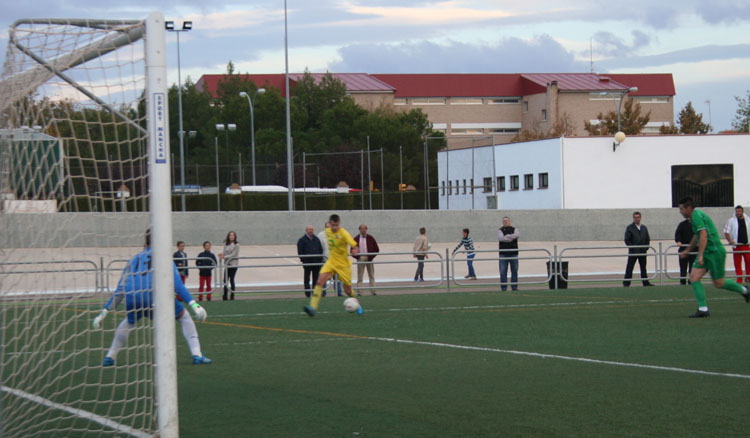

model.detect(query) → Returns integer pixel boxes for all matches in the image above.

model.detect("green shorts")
[694,248,726,280]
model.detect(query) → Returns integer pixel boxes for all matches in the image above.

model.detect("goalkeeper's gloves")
[92,309,108,329]
[189,300,207,322]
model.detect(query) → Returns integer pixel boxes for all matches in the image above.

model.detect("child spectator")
[196,241,217,301]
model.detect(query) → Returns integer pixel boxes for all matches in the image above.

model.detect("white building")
[437,134,750,210]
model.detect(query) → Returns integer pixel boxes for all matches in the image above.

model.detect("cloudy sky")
[1,0,748,130]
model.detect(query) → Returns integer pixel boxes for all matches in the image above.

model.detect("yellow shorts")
[320,259,352,286]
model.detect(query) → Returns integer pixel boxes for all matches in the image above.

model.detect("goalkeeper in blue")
[93,230,213,366]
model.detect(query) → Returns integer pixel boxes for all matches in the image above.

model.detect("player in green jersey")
[678,197,749,317]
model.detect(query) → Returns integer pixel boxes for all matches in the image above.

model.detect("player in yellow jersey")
[304,214,362,316]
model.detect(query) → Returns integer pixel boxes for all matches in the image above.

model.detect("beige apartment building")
[196,72,675,148]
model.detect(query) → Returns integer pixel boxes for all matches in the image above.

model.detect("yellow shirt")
[325,227,357,267]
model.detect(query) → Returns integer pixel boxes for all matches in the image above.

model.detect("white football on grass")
[343,297,360,313]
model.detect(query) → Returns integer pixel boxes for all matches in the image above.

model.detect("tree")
[676,101,710,134]
[733,90,750,133]
[583,99,650,135]
[512,113,574,142]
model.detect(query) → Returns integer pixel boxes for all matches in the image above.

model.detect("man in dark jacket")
[498,216,520,291]
[675,218,695,285]
[297,225,324,297]
[353,224,380,296]
[623,211,653,287]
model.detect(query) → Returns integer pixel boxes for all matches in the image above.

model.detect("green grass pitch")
[174,286,750,437]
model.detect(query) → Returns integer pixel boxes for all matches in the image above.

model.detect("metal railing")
[7,244,750,298]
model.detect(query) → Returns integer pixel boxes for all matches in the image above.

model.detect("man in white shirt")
[353,224,379,296]
[724,205,750,284]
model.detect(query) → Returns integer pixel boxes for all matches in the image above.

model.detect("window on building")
[470,178,474,194]
[447,180,452,195]
[633,96,670,104]
[412,97,445,105]
[524,101,529,113]
[488,97,521,104]
[455,180,460,195]
[524,174,533,190]
[510,175,519,191]
[450,97,483,105]
[490,128,521,134]
[441,181,445,196]
[462,179,467,194]
[589,92,616,101]
[451,128,485,135]
[541,109,547,121]
[394,98,407,106]
[482,177,492,192]
[538,172,548,189]
[496,176,505,192]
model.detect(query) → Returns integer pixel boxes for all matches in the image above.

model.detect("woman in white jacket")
[219,231,240,300]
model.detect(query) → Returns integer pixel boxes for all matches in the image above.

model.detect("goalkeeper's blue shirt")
[105,248,194,312]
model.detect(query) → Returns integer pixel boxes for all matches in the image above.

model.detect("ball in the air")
[343,297,360,313]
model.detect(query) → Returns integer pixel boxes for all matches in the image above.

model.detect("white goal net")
[1,14,174,437]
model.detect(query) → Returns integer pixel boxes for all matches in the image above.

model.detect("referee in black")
[675,217,696,285]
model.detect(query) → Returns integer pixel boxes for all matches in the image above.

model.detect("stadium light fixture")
[166,19,192,211]
[239,88,266,185]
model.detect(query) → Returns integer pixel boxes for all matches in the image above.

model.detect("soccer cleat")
[356,306,364,316]
[303,305,316,317]
[742,286,749,303]
[688,309,710,318]
[102,357,115,367]
[192,355,213,365]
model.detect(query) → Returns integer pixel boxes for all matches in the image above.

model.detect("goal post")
[0,11,177,437]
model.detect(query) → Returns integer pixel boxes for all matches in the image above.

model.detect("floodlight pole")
[215,136,220,211]
[239,88,265,185]
[284,0,293,210]
[165,19,192,212]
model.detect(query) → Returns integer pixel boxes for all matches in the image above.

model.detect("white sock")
[699,306,709,312]
[107,319,134,359]
[178,312,202,357]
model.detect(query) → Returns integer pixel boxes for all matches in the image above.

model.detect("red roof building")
[196,72,676,147]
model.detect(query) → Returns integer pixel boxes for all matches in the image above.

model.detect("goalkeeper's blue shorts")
[125,292,186,323]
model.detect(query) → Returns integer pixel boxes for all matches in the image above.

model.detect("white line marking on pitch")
[215,296,703,318]
[361,337,750,380]
[0,385,151,438]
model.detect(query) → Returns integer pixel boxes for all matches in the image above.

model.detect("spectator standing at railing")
[723,205,750,284]
[452,228,477,280]
[195,241,217,301]
[675,218,695,285]
[353,224,380,296]
[623,211,653,287]
[498,216,519,291]
[297,225,324,298]
[173,241,189,285]
[219,231,240,301]
[413,227,429,282]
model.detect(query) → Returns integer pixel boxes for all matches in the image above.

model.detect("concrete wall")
[1,207,736,248]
